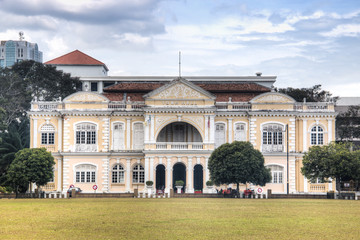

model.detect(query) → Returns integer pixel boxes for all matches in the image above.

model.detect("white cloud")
[321,24,360,37]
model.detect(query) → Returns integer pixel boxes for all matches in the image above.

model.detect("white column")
[150,157,154,181]
[249,117,257,147]
[209,115,215,143]
[62,158,70,193]
[187,156,194,193]
[98,81,104,93]
[228,118,233,143]
[102,157,110,192]
[57,118,62,151]
[303,119,307,151]
[304,176,308,192]
[328,178,333,191]
[150,115,155,142]
[145,157,150,183]
[205,157,210,182]
[33,119,38,148]
[166,157,172,192]
[57,158,62,192]
[144,115,149,143]
[328,119,333,143]
[204,115,209,143]
[126,118,131,150]
[102,117,110,152]
[126,158,131,192]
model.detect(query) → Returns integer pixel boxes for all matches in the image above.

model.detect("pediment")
[250,92,295,103]
[144,78,215,100]
[63,91,109,103]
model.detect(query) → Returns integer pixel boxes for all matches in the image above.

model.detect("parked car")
[67,187,82,193]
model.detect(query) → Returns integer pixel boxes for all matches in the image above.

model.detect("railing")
[108,102,126,109]
[262,144,284,153]
[294,103,332,112]
[33,102,62,111]
[156,142,204,150]
[232,103,251,110]
[40,145,56,152]
[309,184,326,192]
[42,183,56,190]
[75,144,97,152]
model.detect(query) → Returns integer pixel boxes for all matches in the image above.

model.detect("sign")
[256,187,263,194]
[70,184,74,188]
[92,185,98,190]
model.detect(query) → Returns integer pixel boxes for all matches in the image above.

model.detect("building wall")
[28,80,337,194]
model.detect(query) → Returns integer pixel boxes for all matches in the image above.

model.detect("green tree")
[7,148,55,195]
[11,60,81,101]
[336,105,360,145]
[276,85,337,102]
[208,141,271,192]
[0,120,29,190]
[301,142,360,192]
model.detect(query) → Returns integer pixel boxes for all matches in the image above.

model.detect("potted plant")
[206,180,213,187]
[194,189,202,194]
[146,181,153,188]
[175,180,184,194]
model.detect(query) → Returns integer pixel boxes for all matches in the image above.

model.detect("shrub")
[175,180,184,186]
[146,181,153,186]
[206,180,213,186]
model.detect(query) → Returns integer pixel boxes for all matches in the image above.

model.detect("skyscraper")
[0,32,43,68]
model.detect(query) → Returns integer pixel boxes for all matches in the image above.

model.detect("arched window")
[267,165,284,184]
[112,164,125,183]
[75,164,96,183]
[311,126,324,145]
[75,123,97,152]
[234,123,246,141]
[262,124,284,152]
[133,123,144,150]
[113,123,125,150]
[41,124,55,145]
[132,164,144,183]
[215,123,226,148]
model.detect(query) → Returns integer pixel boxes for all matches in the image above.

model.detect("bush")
[0,186,7,193]
[175,180,184,186]
[206,180,213,186]
[146,181,153,186]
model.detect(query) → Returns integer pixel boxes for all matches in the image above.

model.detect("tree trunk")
[236,183,240,198]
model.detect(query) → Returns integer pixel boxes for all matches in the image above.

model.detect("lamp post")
[286,124,289,195]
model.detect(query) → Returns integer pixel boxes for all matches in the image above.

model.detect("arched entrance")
[156,164,166,190]
[193,164,203,191]
[173,162,186,191]
[157,122,203,143]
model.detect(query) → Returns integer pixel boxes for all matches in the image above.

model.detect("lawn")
[0,198,359,240]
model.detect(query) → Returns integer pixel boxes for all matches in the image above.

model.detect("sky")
[0,0,360,97]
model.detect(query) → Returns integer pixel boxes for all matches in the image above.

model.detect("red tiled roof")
[104,82,165,92]
[44,50,108,70]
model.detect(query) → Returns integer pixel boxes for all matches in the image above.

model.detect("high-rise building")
[0,32,43,68]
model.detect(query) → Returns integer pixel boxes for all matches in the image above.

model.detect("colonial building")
[28,74,336,194]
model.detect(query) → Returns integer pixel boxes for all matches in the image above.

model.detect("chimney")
[256,72,262,77]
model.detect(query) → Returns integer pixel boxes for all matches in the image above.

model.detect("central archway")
[156,164,166,190]
[173,162,186,192]
[157,122,202,142]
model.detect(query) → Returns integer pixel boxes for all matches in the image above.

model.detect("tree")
[336,105,360,145]
[7,148,55,195]
[0,120,29,190]
[0,60,81,127]
[208,141,271,192]
[11,60,81,101]
[276,84,337,102]
[301,142,360,192]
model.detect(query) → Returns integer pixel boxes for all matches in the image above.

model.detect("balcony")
[75,144,97,152]
[108,101,145,110]
[156,142,204,150]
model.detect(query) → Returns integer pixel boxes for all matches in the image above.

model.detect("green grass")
[0,198,360,240]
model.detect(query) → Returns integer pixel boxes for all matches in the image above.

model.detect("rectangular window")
[76,172,80,182]
[91,172,95,182]
[86,172,91,182]
[41,133,47,144]
[81,172,85,182]
[263,132,268,144]
[311,133,316,145]
[318,133,323,145]
[278,172,283,183]
[48,133,54,144]
[273,172,278,183]
[119,172,124,183]
[112,172,118,183]
[91,82,98,92]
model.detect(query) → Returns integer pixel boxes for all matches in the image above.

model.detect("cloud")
[321,24,360,37]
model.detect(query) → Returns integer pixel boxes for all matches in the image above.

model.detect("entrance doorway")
[193,164,203,191]
[173,163,186,191]
[156,164,166,190]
